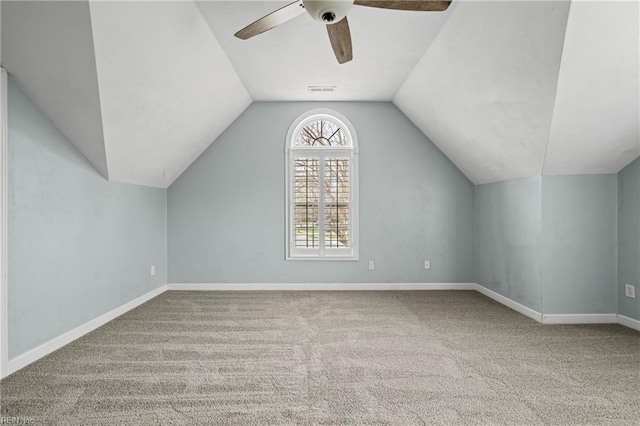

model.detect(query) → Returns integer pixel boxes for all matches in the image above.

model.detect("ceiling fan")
[234,1,452,64]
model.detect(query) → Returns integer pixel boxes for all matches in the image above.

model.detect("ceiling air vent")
[308,86,336,93]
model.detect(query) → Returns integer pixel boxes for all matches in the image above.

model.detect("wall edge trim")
[167,283,477,291]
[617,314,640,331]
[474,284,543,323]
[0,69,8,380]
[3,284,168,378]
[542,313,618,324]
[5,283,637,378]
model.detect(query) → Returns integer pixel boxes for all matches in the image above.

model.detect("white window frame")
[285,109,359,260]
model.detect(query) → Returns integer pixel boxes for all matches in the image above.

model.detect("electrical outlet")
[150,265,156,276]
[424,260,430,270]
[368,260,375,270]
[625,284,635,299]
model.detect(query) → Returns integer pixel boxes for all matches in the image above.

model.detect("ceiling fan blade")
[235,1,306,40]
[327,17,353,64]
[354,0,451,11]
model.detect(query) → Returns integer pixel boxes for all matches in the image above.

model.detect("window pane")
[295,119,349,147]
[324,158,350,248]
[294,158,319,248]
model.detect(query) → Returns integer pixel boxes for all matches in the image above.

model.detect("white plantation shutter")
[286,110,358,260]
[323,157,350,250]
[294,158,319,249]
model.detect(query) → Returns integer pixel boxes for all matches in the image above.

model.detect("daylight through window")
[286,110,358,260]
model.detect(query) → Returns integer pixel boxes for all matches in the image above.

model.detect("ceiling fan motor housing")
[303,0,355,24]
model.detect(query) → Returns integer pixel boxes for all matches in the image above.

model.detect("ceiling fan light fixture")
[302,0,354,24]
[234,0,452,64]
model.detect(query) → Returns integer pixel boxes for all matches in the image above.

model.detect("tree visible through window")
[286,110,358,260]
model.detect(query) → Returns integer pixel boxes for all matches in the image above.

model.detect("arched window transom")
[294,118,351,147]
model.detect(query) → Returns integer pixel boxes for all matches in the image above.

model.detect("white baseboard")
[474,284,543,323]
[542,313,618,324]
[168,283,635,330]
[167,282,477,291]
[617,314,640,331]
[4,284,167,378]
[4,282,637,378]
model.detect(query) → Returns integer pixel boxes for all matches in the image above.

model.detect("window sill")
[286,255,359,261]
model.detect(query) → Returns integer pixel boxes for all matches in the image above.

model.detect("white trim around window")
[285,109,359,261]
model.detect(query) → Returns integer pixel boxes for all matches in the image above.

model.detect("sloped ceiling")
[90,1,251,187]
[543,0,640,175]
[394,0,639,184]
[394,1,571,184]
[2,1,638,187]
[1,0,108,179]
[2,0,251,188]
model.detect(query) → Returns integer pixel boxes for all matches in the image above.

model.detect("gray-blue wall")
[474,177,542,311]
[8,72,637,349]
[7,79,167,358]
[542,175,617,314]
[168,102,474,284]
[475,174,624,316]
[618,158,640,320]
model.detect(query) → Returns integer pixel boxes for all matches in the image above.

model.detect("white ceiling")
[543,0,640,176]
[2,1,638,187]
[394,0,571,184]
[1,0,109,179]
[90,1,251,187]
[197,0,453,101]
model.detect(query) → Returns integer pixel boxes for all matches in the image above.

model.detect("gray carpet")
[1,290,638,425]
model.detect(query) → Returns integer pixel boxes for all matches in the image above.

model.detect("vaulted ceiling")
[1,0,638,188]
[543,0,639,176]
[2,0,251,188]
[395,0,570,184]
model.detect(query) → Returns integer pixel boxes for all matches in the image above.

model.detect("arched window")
[285,109,359,260]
